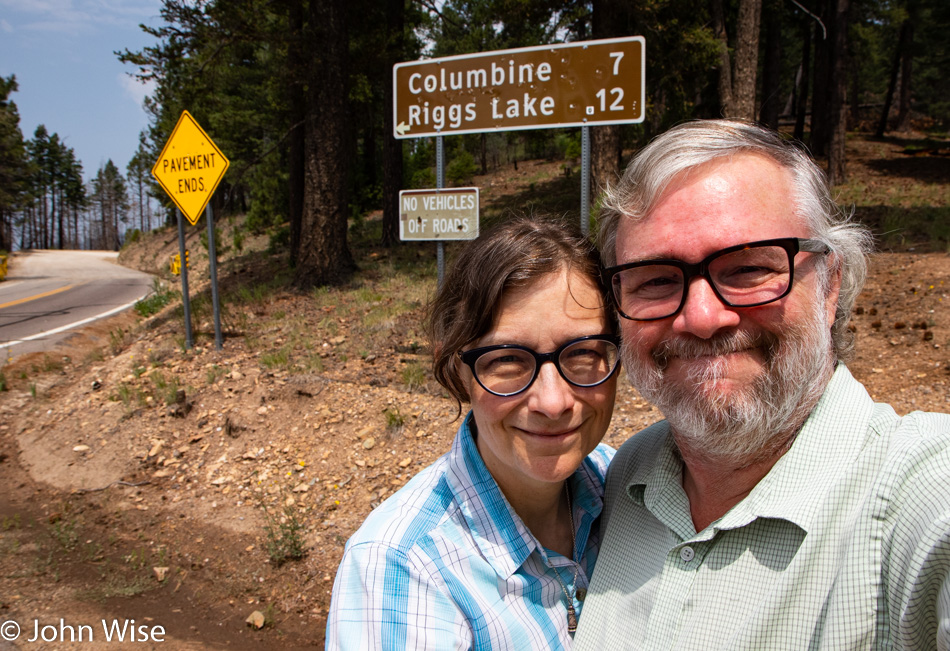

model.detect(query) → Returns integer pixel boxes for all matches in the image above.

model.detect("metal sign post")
[151,110,230,351]
[175,208,194,350]
[581,126,591,236]
[436,136,446,288]
[205,203,223,350]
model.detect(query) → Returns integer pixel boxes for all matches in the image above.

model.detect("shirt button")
[680,546,695,562]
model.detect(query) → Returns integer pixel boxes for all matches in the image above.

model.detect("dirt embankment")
[0,136,948,650]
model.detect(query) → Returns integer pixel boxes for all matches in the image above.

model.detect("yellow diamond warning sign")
[152,111,229,225]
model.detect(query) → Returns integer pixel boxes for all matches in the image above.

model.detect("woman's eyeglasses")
[458,334,620,397]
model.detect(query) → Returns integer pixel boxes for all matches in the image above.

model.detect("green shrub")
[135,279,177,317]
[264,506,306,566]
[268,225,291,254]
[401,362,426,392]
[260,348,290,369]
[149,371,181,405]
[232,227,245,252]
[384,407,405,430]
[50,518,80,551]
[446,150,477,185]
[409,168,435,189]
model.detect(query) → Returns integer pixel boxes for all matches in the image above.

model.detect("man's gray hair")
[597,119,874,361]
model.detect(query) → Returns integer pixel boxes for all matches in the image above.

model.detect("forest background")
[0,0,948,279]
[0,1,948,646]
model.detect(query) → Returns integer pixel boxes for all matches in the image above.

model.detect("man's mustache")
[651,329,779,370]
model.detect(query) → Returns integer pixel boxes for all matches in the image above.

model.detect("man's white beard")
[622,300,833,465]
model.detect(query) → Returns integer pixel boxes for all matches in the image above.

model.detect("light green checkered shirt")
[575,365,950,650]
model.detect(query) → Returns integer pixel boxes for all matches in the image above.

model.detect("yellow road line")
[0,284,77,310]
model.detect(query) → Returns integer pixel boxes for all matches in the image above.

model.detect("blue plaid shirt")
[326,412,614,650]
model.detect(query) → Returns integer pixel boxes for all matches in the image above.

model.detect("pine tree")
[91,160,129,250]
[127,133,156,233]
[0,75,28,252]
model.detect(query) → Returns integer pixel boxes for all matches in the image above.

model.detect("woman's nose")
[526,361,575,418]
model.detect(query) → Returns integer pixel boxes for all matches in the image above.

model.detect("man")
[574,120,950,650]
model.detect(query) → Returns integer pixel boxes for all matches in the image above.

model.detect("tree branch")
[223,119,306,211]
[787,0,826,40]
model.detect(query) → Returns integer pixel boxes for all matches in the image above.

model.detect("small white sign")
[399,188,479,241]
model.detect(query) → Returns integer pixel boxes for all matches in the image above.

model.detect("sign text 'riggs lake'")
[393,37,644,139]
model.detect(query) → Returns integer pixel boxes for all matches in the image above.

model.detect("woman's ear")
[453,354,472,403]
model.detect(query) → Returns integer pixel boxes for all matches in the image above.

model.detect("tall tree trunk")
[40,190,48,249]
[55,191,64,249]
[810,0,832,155]
[590,0,624,200]
[362,123,378,200]
[732,0,762,119]
[285,0,306,265]
[101,202,108,250]
[591,127,621,199]
[849,60,861,125]
[138,177,145,232]
[102,202,108,250]
[710,0,735,116]
[794,21,812,142]
[827,0,850,185]
[759,0,783,129]
[875,19,910,137]
[112,200,120,250]
[895,21,914,131]
[295,0,356,289]
[28,208,39,249]
[381,0,404,247]
[479,133,487,175]
[712,0,762,119]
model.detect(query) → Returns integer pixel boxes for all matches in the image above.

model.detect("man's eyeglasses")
[458,335,620,397]
[602,237,830,322]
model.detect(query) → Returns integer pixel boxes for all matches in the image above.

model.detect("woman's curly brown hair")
[424,215,613,413]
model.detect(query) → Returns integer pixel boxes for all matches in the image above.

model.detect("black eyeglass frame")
[602,237,831,322]
[457,334,621,397]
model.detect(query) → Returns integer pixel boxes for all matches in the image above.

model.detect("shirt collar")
[626,365,877,538]
[626,424,697,541]
[446,411,605,578]
[734,365,876,533]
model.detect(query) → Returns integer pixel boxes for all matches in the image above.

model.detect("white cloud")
[0,19,12,33]
[118,72,155,108]
[1,0,159,36]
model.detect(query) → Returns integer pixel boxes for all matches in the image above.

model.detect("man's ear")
[824,258,843,328]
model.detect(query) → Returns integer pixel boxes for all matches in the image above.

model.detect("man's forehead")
[615,154,802,262]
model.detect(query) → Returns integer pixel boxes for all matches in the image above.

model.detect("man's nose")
[672,276,741,339]
[527,361,575,418]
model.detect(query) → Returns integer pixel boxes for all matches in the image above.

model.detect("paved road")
[0,250,155,360]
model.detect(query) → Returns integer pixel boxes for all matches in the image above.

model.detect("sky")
[0,0,161,182]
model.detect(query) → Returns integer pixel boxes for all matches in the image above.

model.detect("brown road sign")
[399,188,479,241]
[152,111,230,225]
[393,37,644,139]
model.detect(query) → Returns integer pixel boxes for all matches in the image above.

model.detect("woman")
[326,217,620,649]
